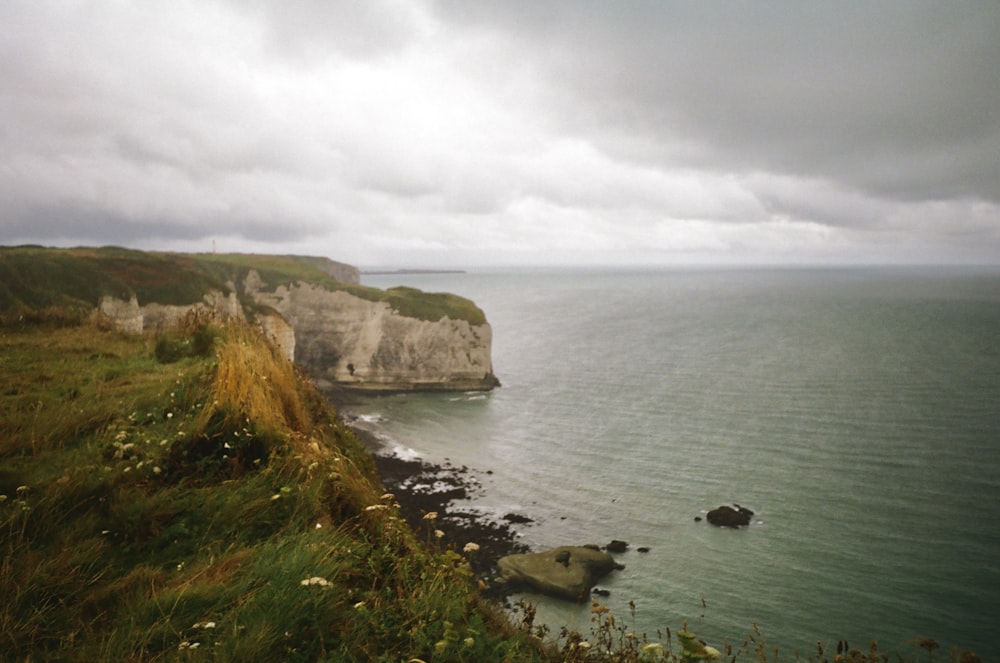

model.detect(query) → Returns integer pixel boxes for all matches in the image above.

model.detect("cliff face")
[244,275,497,392]
[89,258,497,393]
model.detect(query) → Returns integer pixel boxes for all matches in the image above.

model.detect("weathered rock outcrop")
[96,289,243,334]
[497,546,622,601]
[89,256,495,393]
[244,274,497,392]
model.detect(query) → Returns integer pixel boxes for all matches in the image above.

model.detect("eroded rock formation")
[497,546,622,601]
[244,274,497,392]
[94,266,496,393]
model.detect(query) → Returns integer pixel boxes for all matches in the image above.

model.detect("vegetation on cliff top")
[0,245,486,325]
[0,315,534,661]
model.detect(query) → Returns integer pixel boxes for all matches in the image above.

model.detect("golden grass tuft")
[198,323,311,438]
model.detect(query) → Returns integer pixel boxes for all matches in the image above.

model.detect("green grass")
[0,318,538,661]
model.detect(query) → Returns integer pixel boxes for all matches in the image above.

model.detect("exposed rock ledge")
[96,267,497,393]
[497,546,622,601]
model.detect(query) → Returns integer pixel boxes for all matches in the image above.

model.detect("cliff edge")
[0,245,498,392]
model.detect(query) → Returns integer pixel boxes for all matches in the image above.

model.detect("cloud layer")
[2,1,998,265]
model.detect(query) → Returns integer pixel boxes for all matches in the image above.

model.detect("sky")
[2,1,999,268]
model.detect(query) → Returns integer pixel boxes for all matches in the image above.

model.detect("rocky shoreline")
[348,422,530,600]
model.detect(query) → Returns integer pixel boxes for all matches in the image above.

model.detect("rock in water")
[606,539,629,553]
[497,546,621,601]
[706,504,754,528]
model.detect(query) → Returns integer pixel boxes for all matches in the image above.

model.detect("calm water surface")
[348,267,1000,656]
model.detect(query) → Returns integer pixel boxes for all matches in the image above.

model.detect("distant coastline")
[361,268,467,275]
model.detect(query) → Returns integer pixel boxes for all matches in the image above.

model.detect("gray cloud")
[1,0,997,265]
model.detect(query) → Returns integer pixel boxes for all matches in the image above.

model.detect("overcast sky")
[2,1,999,267]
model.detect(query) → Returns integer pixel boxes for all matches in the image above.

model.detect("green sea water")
[350,267,1000,657]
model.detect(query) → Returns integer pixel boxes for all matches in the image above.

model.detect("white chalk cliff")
[96,265,497,393]
[243,271,497,392]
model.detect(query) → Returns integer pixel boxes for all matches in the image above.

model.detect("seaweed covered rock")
[497,546,622,601]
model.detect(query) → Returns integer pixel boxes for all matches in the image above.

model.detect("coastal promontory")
[0,246,498,393]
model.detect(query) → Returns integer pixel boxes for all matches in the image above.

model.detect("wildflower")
[352,601,366,610]
[0,495,6,502]
[301,577,330,587]
[578,641,592,650]
[364,504,388,512]
[166,412,173,419]
[271,494,282,501]
[463,637,475,648]
[423,512,438,521]
[642,643,664,654]
[16,485,28,495]
[434,529,445,539]
[152,466,162,475]
[315,522,322,529]
[704,646,721,660]
[380,492,395,501]
[463,542,480,554]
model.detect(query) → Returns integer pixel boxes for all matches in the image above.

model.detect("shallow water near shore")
[346,266,1000,656]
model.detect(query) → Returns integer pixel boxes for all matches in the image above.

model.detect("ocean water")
[348,267,1000,657]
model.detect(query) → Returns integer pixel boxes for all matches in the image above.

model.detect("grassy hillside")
[0,246,486,325]
[0,315,542,661]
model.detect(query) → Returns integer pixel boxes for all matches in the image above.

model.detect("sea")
[345,266,1000,658]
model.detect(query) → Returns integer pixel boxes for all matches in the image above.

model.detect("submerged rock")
[497,546,622,601]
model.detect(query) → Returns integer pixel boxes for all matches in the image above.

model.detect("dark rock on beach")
[706,504,754,528]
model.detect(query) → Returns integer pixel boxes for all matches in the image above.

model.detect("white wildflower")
[434,529,445,539]
[422,512,438,521]
[364,504,388,512]
[463,542,480,554]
